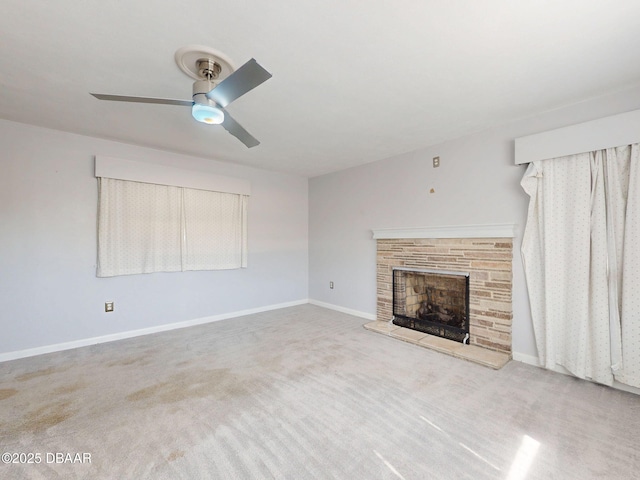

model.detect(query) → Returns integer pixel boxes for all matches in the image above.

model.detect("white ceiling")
[2,1,640,177]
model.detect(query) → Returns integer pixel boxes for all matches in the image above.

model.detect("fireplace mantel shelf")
[371,224,516,240]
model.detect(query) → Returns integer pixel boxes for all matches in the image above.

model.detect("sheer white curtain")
[521,144,640,387]
[183,188,248,271]
[97,178,248,277]
[97,178,183,276]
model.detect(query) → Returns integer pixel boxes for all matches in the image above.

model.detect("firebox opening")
[392,267,470,344]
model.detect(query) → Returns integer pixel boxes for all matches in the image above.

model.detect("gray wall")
[309,85,640,359]
[0,120,308,355]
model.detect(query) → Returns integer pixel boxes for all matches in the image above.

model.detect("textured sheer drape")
[97,179,183,276]
[616,147,640,387]
[183,188,248,271]
[97,178,248,277]
[521,145,640,387]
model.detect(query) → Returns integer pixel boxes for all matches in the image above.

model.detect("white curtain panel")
[97,178,183,277]
[618,146,640,387]
[521,145,640,387]
[183,188,248,271]
[97,178,248,277]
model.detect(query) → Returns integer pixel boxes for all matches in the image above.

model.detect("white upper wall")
[309,84,640,360]
[0,120,309,355]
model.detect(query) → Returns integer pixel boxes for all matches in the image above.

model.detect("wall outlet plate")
[433,156,440,168]
[105,302,114,312]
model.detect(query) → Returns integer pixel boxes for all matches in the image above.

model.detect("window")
[95,157,249,278]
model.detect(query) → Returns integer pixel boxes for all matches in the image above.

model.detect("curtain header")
[94,156,251,195]
[514,109,640,165]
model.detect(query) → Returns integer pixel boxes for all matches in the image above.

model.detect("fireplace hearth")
[392,268,470,344]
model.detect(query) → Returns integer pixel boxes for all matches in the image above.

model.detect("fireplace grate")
[392,267,470,344]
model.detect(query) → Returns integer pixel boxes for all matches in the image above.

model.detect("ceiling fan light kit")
[192,102,224,125]
[90,45,272,148]
[192,79,224,124]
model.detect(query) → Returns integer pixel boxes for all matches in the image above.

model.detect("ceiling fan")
[91,46,272,148]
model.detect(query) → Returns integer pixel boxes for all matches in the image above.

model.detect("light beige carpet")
[1,304,639,479]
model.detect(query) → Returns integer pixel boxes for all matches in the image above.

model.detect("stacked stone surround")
[377,238,513,354]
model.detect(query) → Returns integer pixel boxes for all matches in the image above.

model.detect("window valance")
[94,156,251,195]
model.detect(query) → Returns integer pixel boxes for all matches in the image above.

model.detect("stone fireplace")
[372,225,514,357]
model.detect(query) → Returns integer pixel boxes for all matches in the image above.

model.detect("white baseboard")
[0,299,309,363]
[308,299,376,320]
[512,351,639,395]
[512,351,540,367]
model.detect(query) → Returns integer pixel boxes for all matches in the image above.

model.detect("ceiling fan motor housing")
[192,80,217,106]
[191,79,224,124]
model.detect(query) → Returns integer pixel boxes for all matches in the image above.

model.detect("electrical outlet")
[330,281,334,289]
[105,302,114,312]
[433,156,440,168]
